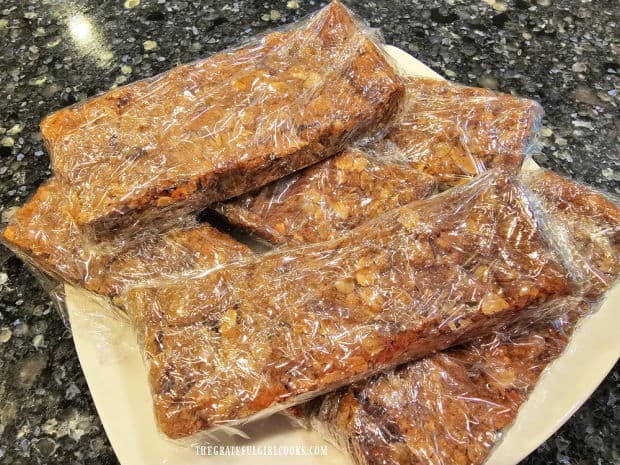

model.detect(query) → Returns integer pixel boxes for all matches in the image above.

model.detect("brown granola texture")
[2,180,90,287]
[217,149,437,245]
[216,76,541,245]
[382,76,542,187]
[295,303,589,465]
[523,169,620,298]
[123,171,571,438]
[40,1,404,241]
[290,171,620,465]
[1,179,250,303]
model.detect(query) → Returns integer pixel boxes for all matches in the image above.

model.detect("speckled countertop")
[0,0,618,464]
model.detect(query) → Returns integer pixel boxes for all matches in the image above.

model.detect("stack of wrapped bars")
[2,2,619,465]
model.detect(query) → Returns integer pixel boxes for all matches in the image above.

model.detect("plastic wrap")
[289,170,620,465]
[1,178,251,310]
[522,168,620,299]
[122,170,576,439]
[294,303,589,465]
[216,148,437,245]
[1,1,613,459]
[379,77,542,186]
[215,76,542,245]
[40,1,403,242]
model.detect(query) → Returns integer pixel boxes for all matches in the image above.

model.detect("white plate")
[66,47,620,465]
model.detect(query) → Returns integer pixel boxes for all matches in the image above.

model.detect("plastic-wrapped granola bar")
[522,168,620,298]
[123,170,575,439]
[41,1,403,242]
[294,303,589,465]
[216,148,438,245]
[290,170,620,465]
[381,77,542,187]
[216,76,542,245]
[1,179,251,309]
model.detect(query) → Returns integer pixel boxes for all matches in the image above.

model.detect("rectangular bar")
[41,1,403,241]
[295,303,588,465]
[217,148,437,244]
[383,77,542,186]
[216,77,541,245]
[523,169,620,298]
[123,170,572,438]
[291,171,620,465]
[1,179,250,304]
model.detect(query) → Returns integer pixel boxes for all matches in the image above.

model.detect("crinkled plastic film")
[381,77,542,186]
[1,178,252,313]
[216,148,437,245]
[0,2,615,459]
[521,168,620,298]
[122,170,578,439]
[1,180,88,289]
[215,76,542,245]
[293,302,589,465]
[40,1,403,242]
[289,170,620,465]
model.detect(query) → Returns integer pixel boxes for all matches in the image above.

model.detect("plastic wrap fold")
[1,178,251,310]
[290,169,620,465]
[40,1,403,242]
[122,170,576,439]
[216,76,542,245]
[522,168,620,298]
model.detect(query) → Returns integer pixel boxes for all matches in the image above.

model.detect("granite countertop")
[0,0,618,464]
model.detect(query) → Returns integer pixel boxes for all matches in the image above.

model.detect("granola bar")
[295,303,588,465]
[383,77,542,187]
[123,170,571,438]
[216,77,541,244]
[291,171,620,465]
[2,179,250,304]
[523,169,620,298]
[217,149,437,245]
[41,1,403,241]
[2,180,90,288]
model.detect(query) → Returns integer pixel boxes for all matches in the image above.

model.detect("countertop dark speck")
[0,0,618,464]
